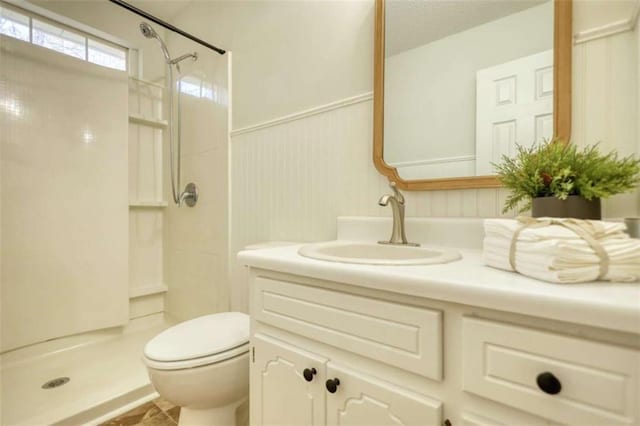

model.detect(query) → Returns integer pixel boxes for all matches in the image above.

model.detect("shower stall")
[0,1,229,424]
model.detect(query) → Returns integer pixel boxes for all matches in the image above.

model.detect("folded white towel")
[484,237,640,283]
[485,218,627,241]
[483,218,640,284]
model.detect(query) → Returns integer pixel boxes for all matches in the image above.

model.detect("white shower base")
[1,314,174,426]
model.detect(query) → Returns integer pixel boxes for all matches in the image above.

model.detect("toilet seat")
[144,342,250,370]
[143,312,249,371]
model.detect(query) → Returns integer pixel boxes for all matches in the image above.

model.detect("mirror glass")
[383,0,554,180]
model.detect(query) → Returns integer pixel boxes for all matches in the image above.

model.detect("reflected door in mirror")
[383,0,554,180]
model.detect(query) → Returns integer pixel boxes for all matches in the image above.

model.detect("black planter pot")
[531,195,601,219]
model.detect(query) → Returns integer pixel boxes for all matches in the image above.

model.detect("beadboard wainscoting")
[572,0,640,219]
[229,96,513,312]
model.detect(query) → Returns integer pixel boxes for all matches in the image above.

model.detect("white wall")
[165,0,374,130]
[384,1,553,163]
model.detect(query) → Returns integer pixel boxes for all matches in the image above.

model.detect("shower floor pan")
[1,315,173,425]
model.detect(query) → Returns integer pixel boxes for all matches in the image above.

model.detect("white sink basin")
[298,240,461,266]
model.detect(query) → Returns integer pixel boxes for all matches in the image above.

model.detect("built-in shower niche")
[128,77,168,316]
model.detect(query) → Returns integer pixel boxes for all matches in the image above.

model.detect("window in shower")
[88,39,127,71]
[32,19,85,60]
[0,7,29,41]
[179,75,228,105]
[0,3,127,71]
[179,76,203,97]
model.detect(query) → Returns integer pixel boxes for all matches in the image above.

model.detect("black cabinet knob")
[326,378,340,393]
[536,372,562,395]
[303,368,317,382]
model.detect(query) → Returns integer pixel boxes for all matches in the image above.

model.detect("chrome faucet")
[378,182,419,246]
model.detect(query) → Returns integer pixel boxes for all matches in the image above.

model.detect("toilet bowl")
[143,312,250,425]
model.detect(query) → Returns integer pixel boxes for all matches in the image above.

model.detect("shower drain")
[41,377,70,389]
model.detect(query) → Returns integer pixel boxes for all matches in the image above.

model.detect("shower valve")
[179,182,198,207]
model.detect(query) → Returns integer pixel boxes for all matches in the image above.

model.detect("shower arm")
[171,53,198,66]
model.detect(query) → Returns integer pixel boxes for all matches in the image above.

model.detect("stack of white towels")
[483,218,640,283]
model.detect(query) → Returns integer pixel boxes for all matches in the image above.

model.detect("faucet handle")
[389,181,405,204]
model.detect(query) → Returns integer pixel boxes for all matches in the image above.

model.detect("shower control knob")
[179,182,198,207]
[536,372,561,395]
[303,368,317,382]
[326,378,340,393]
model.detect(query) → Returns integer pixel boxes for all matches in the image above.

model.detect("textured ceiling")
[386,0,549,56]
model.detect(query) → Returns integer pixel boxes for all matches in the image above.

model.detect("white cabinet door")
[326,363,442,426]
[475,50,553,175]
[251,333,327,426]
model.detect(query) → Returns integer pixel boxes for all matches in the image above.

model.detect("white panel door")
[251,333,327,426]
[476,50,553,175]
[326,363,442,426]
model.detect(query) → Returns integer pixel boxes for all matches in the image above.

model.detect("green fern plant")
[493,140,640,214]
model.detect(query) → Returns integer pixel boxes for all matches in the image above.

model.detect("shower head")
[139,22,171,64]
[139,22,156,39]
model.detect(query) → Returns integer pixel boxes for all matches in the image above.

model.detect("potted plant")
[493,140,640,219]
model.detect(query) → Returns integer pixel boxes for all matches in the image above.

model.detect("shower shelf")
[128,114,168,129]
[129,200,168,208]
[129,76,164,90]
[129,283,168,299]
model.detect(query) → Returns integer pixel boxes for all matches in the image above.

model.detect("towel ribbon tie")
[509,217,610,280]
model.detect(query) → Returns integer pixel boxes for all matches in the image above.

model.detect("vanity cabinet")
[250,333,327,425]
[325,363,442,425]
[249,275,443,426]
[246,268,640,426]
[251,332,442,426]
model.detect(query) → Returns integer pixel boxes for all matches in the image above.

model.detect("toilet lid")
[144,312,249,362]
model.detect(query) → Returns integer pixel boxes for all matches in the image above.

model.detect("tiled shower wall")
[1,36,129,350]
[229,2,640,312]
[163,33,231,322]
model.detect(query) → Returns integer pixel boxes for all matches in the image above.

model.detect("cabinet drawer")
[462,317,640,425]
[253,276,442,380]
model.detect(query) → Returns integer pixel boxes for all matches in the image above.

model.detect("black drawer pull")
[326,378,340,393]
[303,368,317,382]
[536,371,561,395]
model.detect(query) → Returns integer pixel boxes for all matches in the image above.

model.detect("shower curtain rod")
[108,0,226,55]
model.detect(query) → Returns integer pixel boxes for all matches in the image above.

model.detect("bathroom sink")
[298,240,461,265]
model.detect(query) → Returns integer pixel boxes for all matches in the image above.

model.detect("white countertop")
[238,243,640,335]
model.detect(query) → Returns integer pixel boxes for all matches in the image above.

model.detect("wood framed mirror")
[373,0,573,190]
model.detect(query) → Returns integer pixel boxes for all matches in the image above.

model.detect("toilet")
[143,312,250,425]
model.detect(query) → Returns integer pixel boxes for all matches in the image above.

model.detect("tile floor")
[99,397,180,426]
